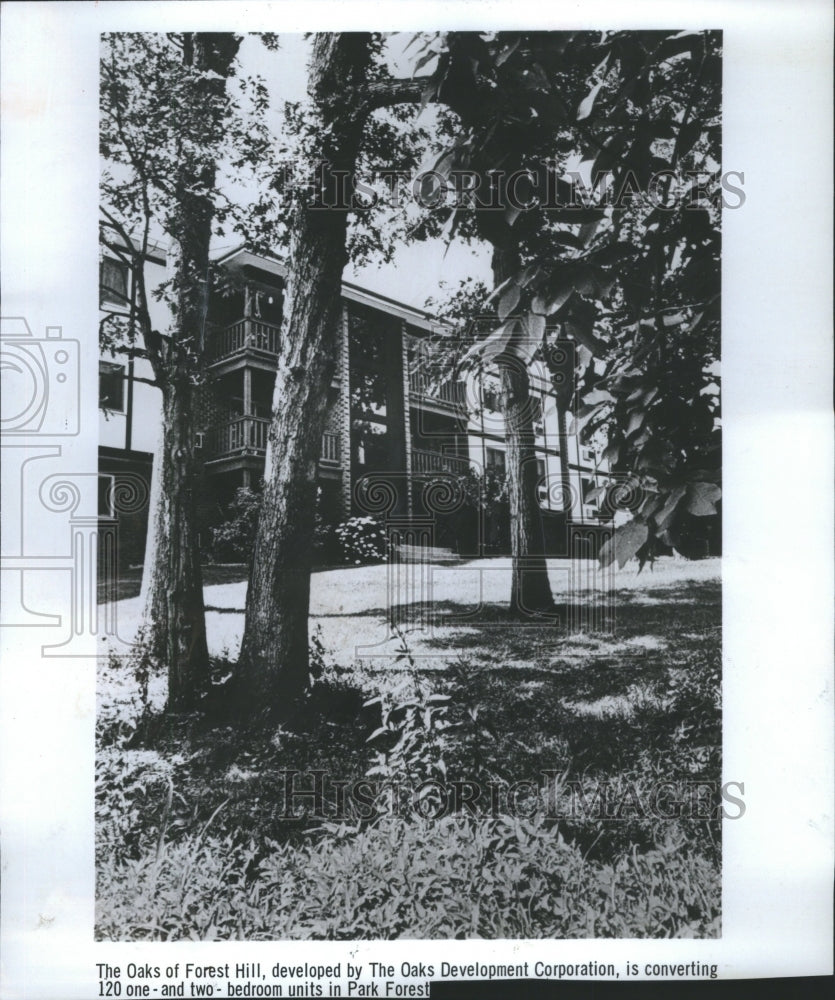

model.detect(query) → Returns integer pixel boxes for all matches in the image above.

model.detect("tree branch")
[363,75,435,112]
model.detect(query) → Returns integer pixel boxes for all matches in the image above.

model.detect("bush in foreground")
[96,810,719,940]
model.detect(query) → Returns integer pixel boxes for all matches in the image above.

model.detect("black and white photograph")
[94,26,725,942]
[0,0,832,996]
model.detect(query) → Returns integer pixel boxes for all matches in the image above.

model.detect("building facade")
[99,246,612,565]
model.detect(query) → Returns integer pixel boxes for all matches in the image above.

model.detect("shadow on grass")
[99,577,720,851]
[97,563,251,605]
[97,571,722,939]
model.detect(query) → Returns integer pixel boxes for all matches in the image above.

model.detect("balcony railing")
[205,418,342,467]
[408,371,466,408]
[321,432,341,465]
[207,416,270,457]
[207,318,281,362]
[411,448,471,476]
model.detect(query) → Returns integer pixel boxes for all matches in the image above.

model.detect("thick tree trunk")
[237,34,373,713]
[493,247,554,614]
[140,381,210,709]
[136,33,239,710]
[139,425,169,647]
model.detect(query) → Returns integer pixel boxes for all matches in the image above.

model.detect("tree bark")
[556,391,573,529]
[237,34,375,713]
[493,246,554,614]
[136,33,240,710]
[140,381,210,709]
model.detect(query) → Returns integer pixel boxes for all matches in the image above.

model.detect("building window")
[486,446,506,476]
[100,258,129,305]
[353,418,387,468]
[99,362,126,412]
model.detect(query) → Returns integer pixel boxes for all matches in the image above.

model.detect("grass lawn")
[96,556,722,940]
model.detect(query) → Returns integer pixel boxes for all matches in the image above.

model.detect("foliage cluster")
[208,486,262,564]
[208,486,340,565]
[97,574,722,940]
[333,516,387,565]
[96,812,719,940]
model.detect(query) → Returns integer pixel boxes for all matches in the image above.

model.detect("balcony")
[408,371,466,410]
[207,318,281,366]
[411,448,471,476]
[204,418,342,469]
[206,416,270,459]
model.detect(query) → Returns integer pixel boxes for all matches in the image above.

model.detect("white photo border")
[1,1,832,996]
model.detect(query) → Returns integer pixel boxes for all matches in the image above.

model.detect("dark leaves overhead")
[403,28,722,565]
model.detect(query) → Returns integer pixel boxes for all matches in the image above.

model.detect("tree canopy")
[390,30,723,566]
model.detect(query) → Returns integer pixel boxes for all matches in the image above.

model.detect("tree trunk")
[556,395,573,527]
[493,246,554,614]
[136,33,239,710]
[236,34,374,713]
[140,381,210,709]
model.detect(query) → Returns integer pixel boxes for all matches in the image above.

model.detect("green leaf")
[602,441,619,464]
[564,317,604,357]
[484,274,514,306]
[600,519,649,569]
[655,486,687,529]
[676,119,704,157]
[550,231,587,252]
[531,282,573,317]
[495,37,520,67]
[582,387,616,406]
[625,409,645,437]
[684,481,721,516]
[412,49,440,76]
[497,283,520,321]
[577,79,605,121]
[657,31,703,64]
[522,311,546,345]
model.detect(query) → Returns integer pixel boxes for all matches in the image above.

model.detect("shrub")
[333,516,386,565]
[312,494,339,565]
[96,809,720,940]
[209,486,262,563]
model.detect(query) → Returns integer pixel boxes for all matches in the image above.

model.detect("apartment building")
[98,245,612,564]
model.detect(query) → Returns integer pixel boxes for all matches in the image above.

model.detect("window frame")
[99,257,130,306]
[98,361,126,413]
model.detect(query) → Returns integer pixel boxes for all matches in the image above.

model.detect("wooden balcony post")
[243,367,252,417]
[400,321,413,515]
[338,303,352,516]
